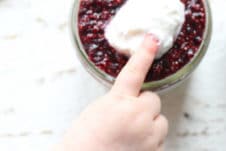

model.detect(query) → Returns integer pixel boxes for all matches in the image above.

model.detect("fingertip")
[141,34,159,55]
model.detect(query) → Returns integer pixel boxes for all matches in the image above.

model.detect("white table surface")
[0,0,226,151]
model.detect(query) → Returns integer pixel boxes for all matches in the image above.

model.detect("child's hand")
[55,35,168,151]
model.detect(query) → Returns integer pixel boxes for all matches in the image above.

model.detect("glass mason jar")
[71,0,212,92]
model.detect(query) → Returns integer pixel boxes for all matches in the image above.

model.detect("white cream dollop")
[105,0,185,59]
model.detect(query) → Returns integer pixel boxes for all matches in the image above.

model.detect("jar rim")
[71,0,212,91]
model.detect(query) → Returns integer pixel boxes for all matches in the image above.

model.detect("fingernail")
[143,34,159,54]
[146,34,159,44]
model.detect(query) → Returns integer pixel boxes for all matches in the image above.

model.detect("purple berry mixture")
[78,0,206,81]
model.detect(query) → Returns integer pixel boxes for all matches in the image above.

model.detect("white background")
[0,0,226,150]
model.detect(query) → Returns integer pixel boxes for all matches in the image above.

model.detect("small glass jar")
[71,0,212,92]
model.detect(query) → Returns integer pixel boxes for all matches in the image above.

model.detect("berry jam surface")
[78,0,206,81]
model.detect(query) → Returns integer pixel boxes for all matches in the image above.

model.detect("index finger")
[111,34,159,96]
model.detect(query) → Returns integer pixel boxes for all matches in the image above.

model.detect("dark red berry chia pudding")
[74,0,211,87]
